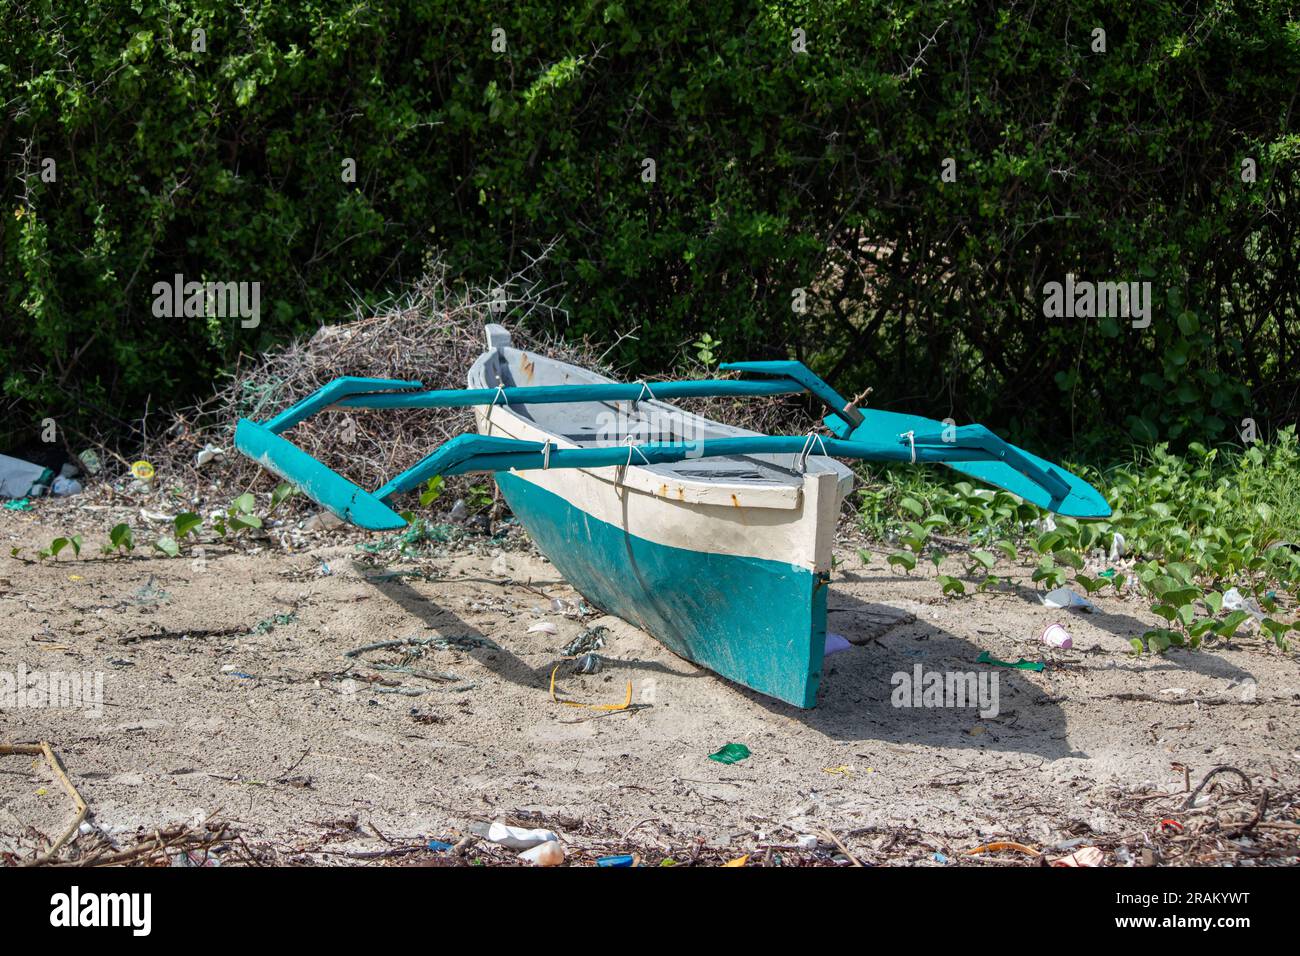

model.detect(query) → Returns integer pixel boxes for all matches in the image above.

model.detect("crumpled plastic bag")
[1041,587,1096,613]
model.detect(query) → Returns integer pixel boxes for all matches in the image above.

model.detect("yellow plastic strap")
[549,664,632,711]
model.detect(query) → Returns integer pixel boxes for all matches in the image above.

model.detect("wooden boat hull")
[494,470,830,707]
[470,327,850,708]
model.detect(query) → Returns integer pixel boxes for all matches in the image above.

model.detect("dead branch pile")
[138,261,807,518]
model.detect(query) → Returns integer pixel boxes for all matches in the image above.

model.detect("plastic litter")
[169,849,221,867]
[3,498,33,511]
[707,743,751,765]
[1041,587,1095,613]
[1109,531,1126,560]
[550,597,586,619]
[195,444,226,468]
[574,653,602,674]
[130,460,155,482]
[519,841,565,866]
[0,454,52,498]
[795,834,819,850]
[427,839,454,852]
[596,854,635,867]
[1222,587,1266,622]
[78,449,101,476]
[527,622,559,635]
[966,841,1040,858]
[1039,622,1073,649]
[1050,846,1103,867]
[824,632,851,655]
[51,475,81,496]
[487,821,558,850]
[562,625,608,657]
[722,855,749,867]
[976,651,1045,672]
[933,852,949,864]
[549,665,632,711]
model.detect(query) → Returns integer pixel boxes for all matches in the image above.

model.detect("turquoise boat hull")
[496,471,828,708]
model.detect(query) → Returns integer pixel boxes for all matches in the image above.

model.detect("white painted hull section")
[471,403,847,572]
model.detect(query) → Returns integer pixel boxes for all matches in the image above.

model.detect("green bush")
[2,1,1297,455]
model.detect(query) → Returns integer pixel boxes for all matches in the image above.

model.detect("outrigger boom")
[235,359,1110,532]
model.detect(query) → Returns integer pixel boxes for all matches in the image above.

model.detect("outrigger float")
[236,324,1109,707]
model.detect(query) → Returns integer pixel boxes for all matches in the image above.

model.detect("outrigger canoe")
[235,323,1109,707]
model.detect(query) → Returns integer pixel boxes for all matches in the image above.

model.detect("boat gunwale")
[469,346,860,510]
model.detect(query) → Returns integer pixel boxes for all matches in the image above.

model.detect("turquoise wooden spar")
[234,362,1110,531]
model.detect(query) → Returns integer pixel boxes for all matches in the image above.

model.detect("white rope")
[901,430,916,464]
[634,380,657,405]
[797,431,829,473]
[623,433,651,468]
[542,439,552,470]
[492,383,509,407]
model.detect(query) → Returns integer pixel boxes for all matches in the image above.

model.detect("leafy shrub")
[1,1,1296,455]
[861,427,1300,651]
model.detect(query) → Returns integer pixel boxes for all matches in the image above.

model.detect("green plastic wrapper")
[976,651,1045,672]
[708,743,752,764]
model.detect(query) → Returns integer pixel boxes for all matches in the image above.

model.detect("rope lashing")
[797,431,829,473]
[623,433,652,468]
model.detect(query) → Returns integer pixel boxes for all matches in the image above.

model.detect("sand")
[2,496,1297,865]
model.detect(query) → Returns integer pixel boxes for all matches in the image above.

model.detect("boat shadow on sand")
[357,567,691,693]
[725,589,1081,758]
[360,566,1254,760]
[362,569,1071,758]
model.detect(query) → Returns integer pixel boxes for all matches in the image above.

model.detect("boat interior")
[471,342,852,490]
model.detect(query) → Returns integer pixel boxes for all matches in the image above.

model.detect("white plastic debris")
[1108,531,1127,560]
[1040,622,1072,649]
[526,622,559,635]
[0,453,51,498]
[51,475,82,496]
[551,597,580,616]
[1222,587,1266,621]
[1041,587,1095,613]
[486,821,558,850]
[795,834,819,850]
[195,444,225,468]
[518,841,564,866]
